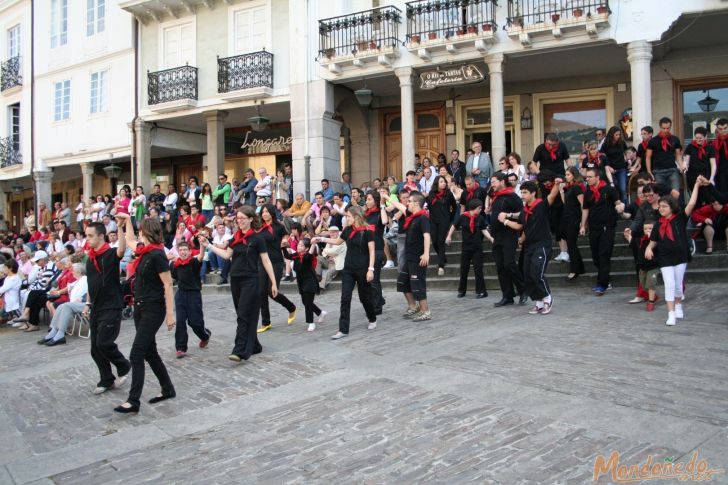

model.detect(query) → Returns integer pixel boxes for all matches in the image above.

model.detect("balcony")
[1,56,22,93]
[218,50,274,102]
[147,64,198,113]
[0,137,21,169]
[318,6,402,75]
[405,0,498,60]
[506,0,610,46]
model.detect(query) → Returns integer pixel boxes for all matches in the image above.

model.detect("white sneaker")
[331,331,347,340]
[382,261,395,269]
[675,304,684,319]
[307,323,316,332]
[437,267,445,276]
[93,386,110,395]
[114,374,129,389]
[316,310,327,324]
[560,253,570,263]
[553,253,564,262]
[368,321,377,330]
[665,312,676,326]
[11,321,24,328]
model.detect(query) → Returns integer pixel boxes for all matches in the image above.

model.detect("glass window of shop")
[461,104,514,155]
[681,86,728,144]
[542,100,606,155]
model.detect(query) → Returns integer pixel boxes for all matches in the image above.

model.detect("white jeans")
[660,263,687,303]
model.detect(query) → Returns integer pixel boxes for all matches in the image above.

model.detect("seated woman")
[38,263,87,346]
[0,259,22,323]
[46,258,76,318]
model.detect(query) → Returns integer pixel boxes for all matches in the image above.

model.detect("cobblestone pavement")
[0,284,726,484]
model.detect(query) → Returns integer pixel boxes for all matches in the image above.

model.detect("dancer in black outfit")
[257,204,296,333]
[446,198,488,298]
[426,175,457,276]
[283,238,326,332]
[115,217,176,414]
[171,241,211,358]
[200,206,278,362]
[84,216,131,395]
[365,191,388,315]
[560,166,586,280]
[491,172,527,306]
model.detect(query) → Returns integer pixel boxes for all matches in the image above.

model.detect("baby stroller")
[121,274,136,320]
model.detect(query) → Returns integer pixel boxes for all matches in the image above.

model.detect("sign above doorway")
[419,65,485,90]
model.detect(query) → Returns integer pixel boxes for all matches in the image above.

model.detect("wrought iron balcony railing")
[148,64,198,105]
[506,0,610,27]
[218,50,273,93]
[405,0,498,43]
[1,56,22,92]
[0,136,21,169]
[318,6,402,60]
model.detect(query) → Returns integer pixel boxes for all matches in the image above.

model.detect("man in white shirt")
[75,197,86,231]
[108,231,120,248]
[254,167,273,198]
[419,166,436,195]
[91,196,106,222]
[211,222,232,284]
[102,214,118,234]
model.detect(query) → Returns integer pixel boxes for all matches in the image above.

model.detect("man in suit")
[465,142,493,190]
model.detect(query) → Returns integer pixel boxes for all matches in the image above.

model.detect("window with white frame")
[51,0,68,48]
[162,22,194,68]
[232,5,267,54]
[89,70,108,114]
[54,80,71,121]
[8,103,20,150]
[7,25,20,59]
[87,0,106,36]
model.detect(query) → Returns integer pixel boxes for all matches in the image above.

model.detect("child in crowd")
[626,220,660,311]
[170,241,211,357]
[284,238,326,332]
[446,198,488,299]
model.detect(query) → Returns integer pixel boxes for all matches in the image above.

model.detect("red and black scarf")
[126,243,165,278]
[659,213,678,241]
[691,139,707,160]
[523,198,543,223]
[173,249,199,268]
[640,139,650,152]
[229,228,256,248]
[292,251,318,270]
[460,212,477,233]
[490,186,515,206]
[87,243,110,273]
[465,183,481,202]
[403,210,429,230]
[257,223,274,235]
[430,189,447,204]
[658,131,674,151]
[588,180,607,203]
[348,225,374,239]
[713,133,728,160]
[588,152,603,166]
[364,207,380,218]
[547,142,561,161]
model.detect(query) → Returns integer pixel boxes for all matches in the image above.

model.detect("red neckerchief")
[87,243,111,273]
[430,189,447,203]
[588,180,607,203]
[460,212,477,233]
[547,142,560,161]
[588,153,603,166]
[348,225,374,239]
[691,140,707,160]
[712,133,728,160]
[293,251,318,270]
[490,186,515,206]
[403,210,429,230]
[465,182,480,202]
[364,207,380,218]
[658,131,674,151]
[640,234,650,246]
[126,243,165,278]
[640,139,650,152]
[567,181,587,193]
[173,256,194,268]
[229,228,256,248]
[543,181,555,191]
[257,223,274,235]
[659,214,678,241]
[523,198,543,223]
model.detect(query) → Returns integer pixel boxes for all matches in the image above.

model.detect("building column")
[627,40,653,134]
[395,67,415,179]
[33,168,53,220]
[134,118,152,191]
[80,162,94,200]
[205,110,228,180]
[486,53,506,162]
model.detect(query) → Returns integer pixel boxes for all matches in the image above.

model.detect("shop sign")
[419,65,485,90]
[241,131,293,153]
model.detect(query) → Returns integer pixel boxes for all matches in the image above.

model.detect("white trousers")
[660,263,687,303]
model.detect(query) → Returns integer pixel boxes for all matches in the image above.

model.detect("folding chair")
[68,313,91,339]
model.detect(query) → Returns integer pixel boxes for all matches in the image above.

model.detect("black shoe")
[113,403,140,414]
[476,293,488,299]
[37,337,52,345]
[148,391,176,404]
[457,293,466,298]
[45,338,66,346]
[217,278,228,285]
[494,298,514,307]
[518,293,529,305]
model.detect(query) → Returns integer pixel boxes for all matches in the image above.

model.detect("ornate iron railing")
[405,0,498,43]
[506,0,609,27]
[0,136,21,168]
[318,6,402,60]
[148,64,198,105]
[218,50,273,93]
[1,56,22,91]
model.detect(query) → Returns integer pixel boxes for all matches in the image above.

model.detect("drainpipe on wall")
[30,0,36,221]
[130,16,139,189]
[303,0,310,201]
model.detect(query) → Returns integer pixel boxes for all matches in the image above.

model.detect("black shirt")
[230,232,267,279]
[651,212,689,267]
[490,192,523,242]
[636,140,650,162]
[284,251,319,294]
[454,212,487,249]
[86,248,123,310]
[171,258,201,291]
[562,183,584,223]
[133,249,169,303]
[365,210,386,251]
[602,140,628,170]
[519,199,552,249]
[459,186,487,207]
[636,237,659,271]
[533,143,569,176]
[647,135,682,171]
[426,191,457,224]
[684,142,715,179]
[584,182,619,227]
[404,213,430,262]
[258,224,286,265]
[341,226,373,270]
[581,154,609,180]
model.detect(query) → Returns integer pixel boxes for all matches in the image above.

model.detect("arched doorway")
[381,103,445,178]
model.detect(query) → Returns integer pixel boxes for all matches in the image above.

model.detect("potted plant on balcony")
[324,48,335,60]
[482,22,493,32]
[551,13,560,23]
[425,17,437,40]
[467,23,477,34]
[411,34,421,44]
[597,4,609,15]
[572,7,584,18]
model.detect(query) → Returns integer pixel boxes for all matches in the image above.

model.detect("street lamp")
[103,163,123,179]
[355,79,373,107]
[698,90,719,113]
[11,183,23,193]
[248,101,270,132]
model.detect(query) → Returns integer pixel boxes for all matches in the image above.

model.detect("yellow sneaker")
[287,310,296,325]
[257,324,272,333]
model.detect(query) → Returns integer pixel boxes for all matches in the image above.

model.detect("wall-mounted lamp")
[355,79,373,107]
[445,113,456,135]
[520,107,533,130]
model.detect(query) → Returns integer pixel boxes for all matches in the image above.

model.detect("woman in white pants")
[645,177,704,326]
[37,264,88,346]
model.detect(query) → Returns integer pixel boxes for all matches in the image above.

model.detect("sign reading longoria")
[241,131,293,153]
[419,65,485,90]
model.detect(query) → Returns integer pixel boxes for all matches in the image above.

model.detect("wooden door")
[381,104,445,179]
[383,134,401,179]
[11,201,21,232]
[416,130,444,163]
[175,163,203,189]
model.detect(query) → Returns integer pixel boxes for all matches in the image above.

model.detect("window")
[51,0,68,48]
[7,25,20,58]
[232,5,267,54]
[162,22,194,68]
[90,71,108,113]
[87,0,106,36]
[681,86,728,144]
[542,100,606,155]
[54,80,71,121]
[8,103,20,150]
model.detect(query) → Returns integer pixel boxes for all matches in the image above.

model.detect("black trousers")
[589,224,615,288]
[430,218,449,268]
[301,292,321,323]
[369,249,385,313]
[89,308,130,389]
[127,301,174,407]
[717,169,728,194]
[26,290,48,325]
[564,221,585,275]
[259,261,296,325]
[523,245,551,301]
[493,237,524,300]
[174,289,210,351]
[231,276,262,359]
[458,246,486,295]
[338,268,376,334]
